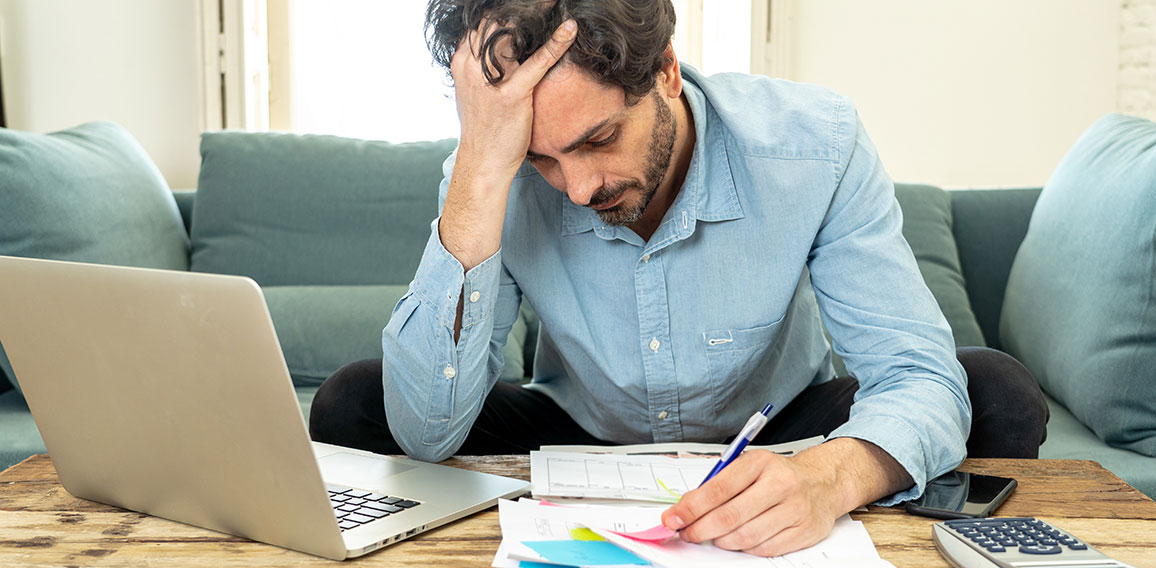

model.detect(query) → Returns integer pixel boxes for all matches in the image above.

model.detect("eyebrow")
[526,115,618,160]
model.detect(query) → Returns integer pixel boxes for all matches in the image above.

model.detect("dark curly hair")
[425,0,676,102]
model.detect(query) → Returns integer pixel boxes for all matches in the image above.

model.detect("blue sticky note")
[522,540,649,566]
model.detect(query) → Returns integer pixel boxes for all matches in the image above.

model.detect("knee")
[309,358,383,442]
[957,347,1050,457]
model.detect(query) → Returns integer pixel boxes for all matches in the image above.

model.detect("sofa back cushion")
[190,132,455,286]
[825,183,985,375]
[0,122,189,391]
[949,188,1041,350]
[893,183,986,348]
[1001,113,1156,457]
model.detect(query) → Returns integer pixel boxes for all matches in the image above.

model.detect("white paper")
[532,451,714,502]
[492,498,664,567]
[540,436,824,458]
[494,500,894,568]
[594,514,895,568]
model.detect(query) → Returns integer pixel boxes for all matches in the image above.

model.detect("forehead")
[529,63,630,154]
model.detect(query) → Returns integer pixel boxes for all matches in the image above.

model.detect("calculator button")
[1019,544,1062,555]
[985,545,1006,553]
[1068,542,1088,550]
[945,519,984,527]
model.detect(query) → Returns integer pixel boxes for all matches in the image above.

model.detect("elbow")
[389,422,463,463]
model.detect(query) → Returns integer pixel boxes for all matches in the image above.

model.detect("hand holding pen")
[699,403,774,487]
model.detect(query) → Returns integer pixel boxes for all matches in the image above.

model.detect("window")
[217,0,763,141]
[286,1,458,142]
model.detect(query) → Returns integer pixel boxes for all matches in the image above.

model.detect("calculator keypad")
[945,518,1084,555]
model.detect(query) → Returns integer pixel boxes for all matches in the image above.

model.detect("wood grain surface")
[2,455,1153,567]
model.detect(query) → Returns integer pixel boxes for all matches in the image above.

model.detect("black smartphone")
[905,471,1017,520]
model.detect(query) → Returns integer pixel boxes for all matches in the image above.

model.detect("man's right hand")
[439,18,577,271]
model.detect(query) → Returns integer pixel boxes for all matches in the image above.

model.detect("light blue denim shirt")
[383,65,969,504]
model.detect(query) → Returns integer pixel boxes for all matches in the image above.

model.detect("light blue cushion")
[190,132,455,286]
[0,122,190,392]
[1039,394,1155,498]
[0,390,46,470]
[264,285,526,388]
[1001,113,1156,457]
[893,183,985,348]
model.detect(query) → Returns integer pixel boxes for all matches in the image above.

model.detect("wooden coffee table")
[2,455,1154,567]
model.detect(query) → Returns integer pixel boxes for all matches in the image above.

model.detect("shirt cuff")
[827,414,934,506]
[409,217,503,330]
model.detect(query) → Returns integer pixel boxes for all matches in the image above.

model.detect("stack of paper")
[493,437,895,567]
[493,498,894,567]
[531,437,824,504]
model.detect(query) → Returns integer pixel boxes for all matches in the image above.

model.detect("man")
[310,0,1048,557]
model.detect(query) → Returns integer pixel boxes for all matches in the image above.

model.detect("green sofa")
[1,121,1153,500]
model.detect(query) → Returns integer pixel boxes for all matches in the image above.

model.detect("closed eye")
[588,131,617,148]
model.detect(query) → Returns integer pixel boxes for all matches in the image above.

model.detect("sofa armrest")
[172,189,195,236]
[949,188,1041,350]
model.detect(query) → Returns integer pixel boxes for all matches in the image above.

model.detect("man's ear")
[657,42,683,100]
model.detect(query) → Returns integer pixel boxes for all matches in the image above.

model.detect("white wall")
[785,1,1120,189]
[0,0,203,188]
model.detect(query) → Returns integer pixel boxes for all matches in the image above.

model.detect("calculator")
[932,517,1134,567]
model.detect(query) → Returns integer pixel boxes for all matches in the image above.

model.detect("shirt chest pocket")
[703,317,785,417]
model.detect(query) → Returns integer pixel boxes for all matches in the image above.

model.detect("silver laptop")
[0,255,529,560]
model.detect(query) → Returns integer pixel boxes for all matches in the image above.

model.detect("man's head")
[425,0,686,228]
[425,0,676,103]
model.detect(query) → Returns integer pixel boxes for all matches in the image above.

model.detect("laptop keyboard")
[326,484,422,532]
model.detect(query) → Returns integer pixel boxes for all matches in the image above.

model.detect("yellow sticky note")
[569,527,605,541]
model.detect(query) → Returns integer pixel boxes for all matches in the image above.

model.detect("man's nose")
[561,162,601,206]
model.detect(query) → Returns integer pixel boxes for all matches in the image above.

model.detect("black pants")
[309,346,1049,459]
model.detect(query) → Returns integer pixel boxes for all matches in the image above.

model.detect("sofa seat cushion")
[1001,113,1156,457]
[0,122,190,391]
[264,285,527,388]
[190,132,456,286]
[0,390,46,471]
[1039,394,1155,499]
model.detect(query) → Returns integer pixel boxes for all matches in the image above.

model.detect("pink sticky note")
[606,523,677,542]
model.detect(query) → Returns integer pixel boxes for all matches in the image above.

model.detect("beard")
[589,90,676,226]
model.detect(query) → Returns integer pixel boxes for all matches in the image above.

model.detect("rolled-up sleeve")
[808,107,971,505]
[381,157,523,462]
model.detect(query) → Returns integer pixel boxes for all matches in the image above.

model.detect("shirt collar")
[560,65,743,238]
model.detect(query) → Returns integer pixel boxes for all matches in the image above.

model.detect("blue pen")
[699,403,774,487]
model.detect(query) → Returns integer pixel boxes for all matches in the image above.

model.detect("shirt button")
[469,291,481,303]
[443,365,456,379]
[649,338,660,352]
[658,411,669,420]
[642,253,651,263]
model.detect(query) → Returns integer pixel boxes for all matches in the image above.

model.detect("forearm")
[438,152,517,272]
[382,228,515,462]
[793,437,914,513]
